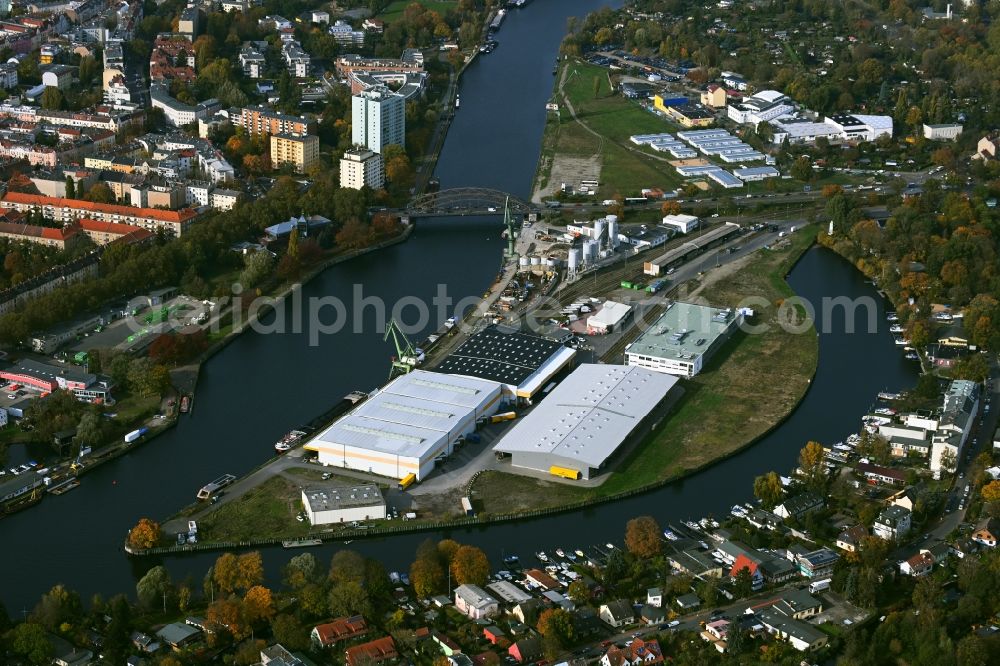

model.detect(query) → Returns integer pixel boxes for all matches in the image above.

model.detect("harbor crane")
[502,196,518,259]
[384,318,425,379]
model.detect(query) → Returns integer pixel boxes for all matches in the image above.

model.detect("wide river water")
[0,0,915,610]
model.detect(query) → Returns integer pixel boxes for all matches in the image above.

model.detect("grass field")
[536,61,683,199]
[379,0,457,23]
[197,476,311,542]
[473,227,820,510]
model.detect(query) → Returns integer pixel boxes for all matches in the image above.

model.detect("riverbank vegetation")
[473,225,819,511]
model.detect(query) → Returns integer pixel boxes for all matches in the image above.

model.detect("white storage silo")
[607,216,619,248]
[594,218,606,247]
[567,248,581,271]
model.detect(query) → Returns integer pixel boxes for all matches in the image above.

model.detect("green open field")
[535,61,684,199]
[379,0,457,23]
[473,227,820,511]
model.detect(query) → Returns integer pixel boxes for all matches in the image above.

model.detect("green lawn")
[196,476,311,542]
[379,0,457,23]
[473,227,820,508]
[537,61,683,198]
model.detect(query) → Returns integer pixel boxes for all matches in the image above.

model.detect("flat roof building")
[302,483,386,525]
[625,302,743,377]
[492,364,678,480]
[433,325,577,401]
[587,301,633,334]
[306,369,503,481]
[661,214,699,234]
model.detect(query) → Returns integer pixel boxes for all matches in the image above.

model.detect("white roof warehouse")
[305,370,503,481]
[492,364,678,480]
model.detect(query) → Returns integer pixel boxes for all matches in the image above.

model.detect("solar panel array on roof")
[434,325,566,386]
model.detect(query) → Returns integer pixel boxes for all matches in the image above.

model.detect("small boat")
[605,543,615,550]
[886,312,898,322]
[197,473,236,500]
[48,479,80,495]
[180,395,190,413]
[877,392,901,401]
[275,429,307,453]
[536,551,549,562]
[874,407,896,416]
[574,549,586,558]
[905,351,919,360]
[565,551,577,561]
[663,530,678,541]
[682,520,700,531]
[555,548,565,558]
[503,554,520,565]
[889,324,904,333]
[282,538,322,548]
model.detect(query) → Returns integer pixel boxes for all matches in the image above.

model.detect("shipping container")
[124,427,148,444]
[461,497,475,516]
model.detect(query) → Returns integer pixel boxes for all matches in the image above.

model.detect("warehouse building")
[625,302,743,377]
[306,370,503,480]
[433,325,577,403]
[661,214,699,234]
[492,364,678,480]
[302,483,386,525]
[586,300,633,334]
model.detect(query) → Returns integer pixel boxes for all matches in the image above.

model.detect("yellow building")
[700,85,727,109]
[270,133,320,173]
[665,104,716,128]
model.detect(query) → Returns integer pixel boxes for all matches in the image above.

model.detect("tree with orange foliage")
[243,585,275,625]
[624,515,662,558]
[821,184,843,198]
[661,200,680,215]
[127,518,161,550]
[450,544,490,586]
[409,557,445,598]
[981,480,1000,503]
[207,597,248,640]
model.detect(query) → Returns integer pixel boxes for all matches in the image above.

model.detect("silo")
[567,248,581,271]
[530,256,541,266]
[594,217,606,247]
[584,239,599,263]
[518,256,530,271]
[608,216,619,248]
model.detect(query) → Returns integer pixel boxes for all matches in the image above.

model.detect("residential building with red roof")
[345,636,397,666]
[0,192,199,237]
[311,615,367,648]
[600,638,664,666]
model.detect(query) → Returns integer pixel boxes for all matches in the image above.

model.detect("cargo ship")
[197,473,236,500]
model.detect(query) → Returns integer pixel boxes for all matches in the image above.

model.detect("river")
[0,0,916,611]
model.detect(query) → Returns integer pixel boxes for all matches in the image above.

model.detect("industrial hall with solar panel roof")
[433,325,577,403]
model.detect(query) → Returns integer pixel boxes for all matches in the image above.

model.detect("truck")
[549,466,581,480]
[124,427,148,444]
[490,411,517,424]
[808,578,832,594]
[397,473,416,491]
[461,497,475,517]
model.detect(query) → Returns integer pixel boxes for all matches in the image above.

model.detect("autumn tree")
[537,607,575,645]
[127,518,161,550]
[207,597,248,640]
[567,579,590,604]
[410,557,445,598]
[243,585,275,625]
[284,552,318,590]
[753,471,784,509]
[624,515,662,558]
[982,481,1000,503]
[10,623,53,664]
[328,580,372,618]
[450,544,490,586]
[213,552,263,595]
[799,441,827,490]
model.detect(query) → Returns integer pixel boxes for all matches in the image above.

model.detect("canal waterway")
[1,0,919,611]
[0,0,626,612]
